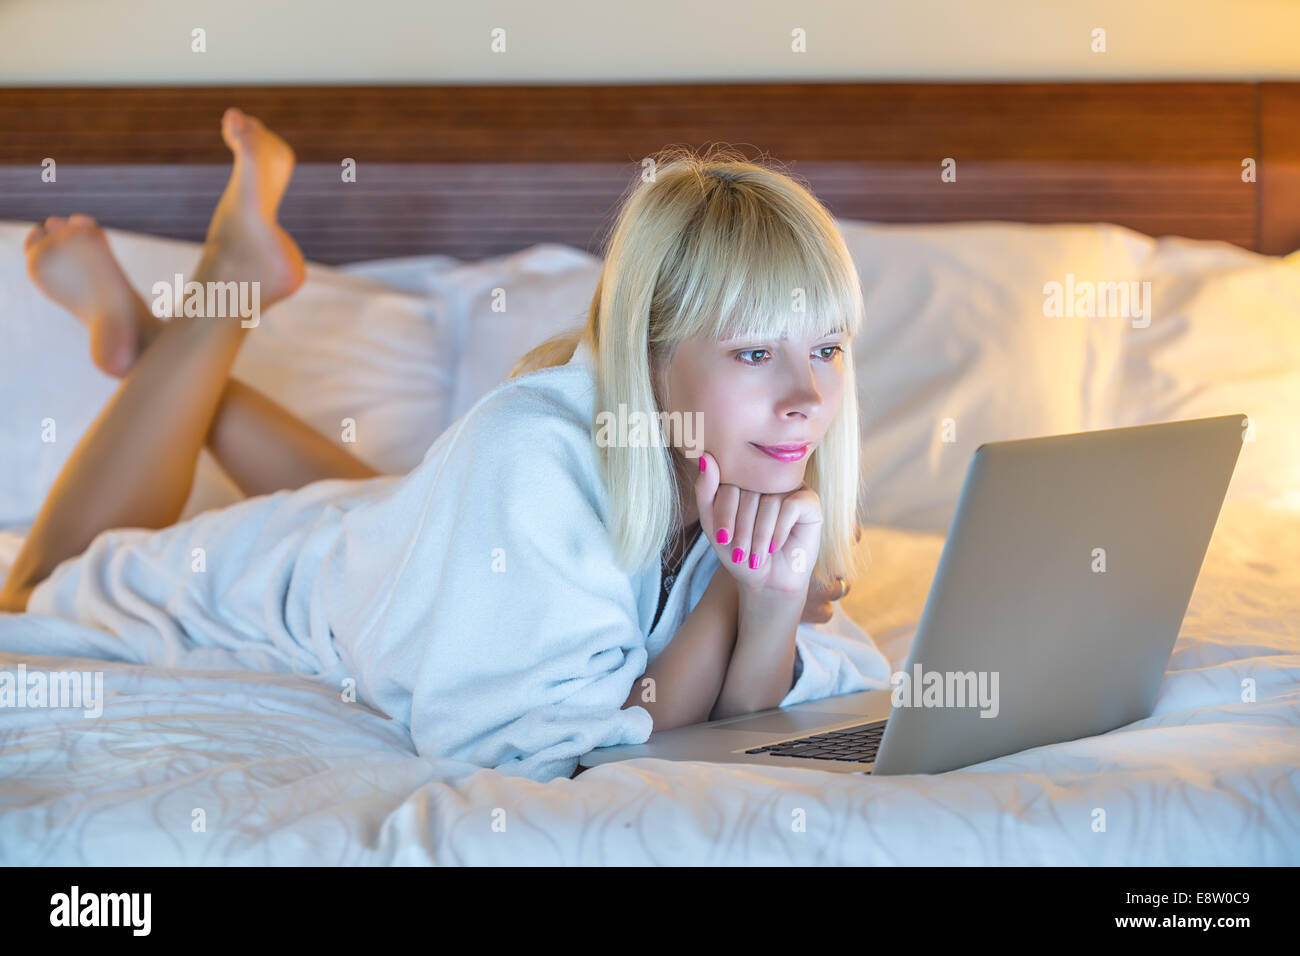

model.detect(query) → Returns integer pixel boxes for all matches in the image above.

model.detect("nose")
[776,360,824,421]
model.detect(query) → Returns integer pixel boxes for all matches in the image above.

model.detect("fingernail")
[732,547,744,564]
[749,554,760,569]
[699,457,706,472]
[717,528,728,545]
[768,541,775,553]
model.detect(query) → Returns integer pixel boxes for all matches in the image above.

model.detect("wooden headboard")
[1,83,1297,264]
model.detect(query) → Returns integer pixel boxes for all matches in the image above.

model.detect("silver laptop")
[579,412,1245,776]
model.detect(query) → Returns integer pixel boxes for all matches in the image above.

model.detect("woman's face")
[655,328,847,499]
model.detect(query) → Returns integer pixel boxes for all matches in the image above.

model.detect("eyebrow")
[725,330,844,343]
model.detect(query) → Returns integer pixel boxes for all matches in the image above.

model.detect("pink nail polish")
[732,547,744,564]
[699,457,706,472]
[749,554,760,569]
[768,541,775,553]
[717,528,729,545]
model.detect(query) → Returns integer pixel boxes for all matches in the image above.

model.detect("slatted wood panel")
[0,83,1294,262]
[1261,83,1300,256]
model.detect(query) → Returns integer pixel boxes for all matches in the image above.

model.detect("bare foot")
[198,107,305,303]
[25,214,165,377]
[23,110,304,378]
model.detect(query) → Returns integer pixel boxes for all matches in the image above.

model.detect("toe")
[68,213,97,227]
[222,107,246,142]
[44,216,67,232]
[23,224,47,251]
[111,340,133,377]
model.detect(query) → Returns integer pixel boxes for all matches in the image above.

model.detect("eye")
[736,344,844,366]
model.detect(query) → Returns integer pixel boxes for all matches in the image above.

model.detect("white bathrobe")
[20,338,892,781]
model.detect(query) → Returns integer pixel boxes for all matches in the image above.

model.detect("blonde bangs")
[652,170,862,351]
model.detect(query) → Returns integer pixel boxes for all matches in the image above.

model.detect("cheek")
[669,369,747,464]
[694,385,754,452]
[702,394,809,494]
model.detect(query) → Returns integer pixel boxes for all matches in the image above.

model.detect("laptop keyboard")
[743,719,888,764]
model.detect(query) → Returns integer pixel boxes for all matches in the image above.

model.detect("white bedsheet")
[1,498,1295,865]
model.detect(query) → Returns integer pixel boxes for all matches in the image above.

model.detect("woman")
[0,109,889,781]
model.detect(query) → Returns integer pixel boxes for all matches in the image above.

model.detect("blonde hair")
[511,145,866,592]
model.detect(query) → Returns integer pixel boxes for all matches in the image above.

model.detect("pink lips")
[752,442,810,462]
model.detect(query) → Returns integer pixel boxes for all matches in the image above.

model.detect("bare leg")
[21,215,381,496]
[209,380,384,493]
[1,108,311,612]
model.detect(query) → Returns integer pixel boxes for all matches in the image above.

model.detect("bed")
[0,83,1298,865]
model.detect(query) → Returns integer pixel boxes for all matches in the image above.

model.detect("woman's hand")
[801,576,842,624]
[800,525,861,623]
[695,451,823,600]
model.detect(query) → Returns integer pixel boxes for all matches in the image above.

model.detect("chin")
[722,450,809,494]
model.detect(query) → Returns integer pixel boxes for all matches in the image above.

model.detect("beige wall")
[1,0,1296,85]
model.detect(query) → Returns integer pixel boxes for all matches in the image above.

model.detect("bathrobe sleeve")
[319,379,655,783]
[779,602,894,707]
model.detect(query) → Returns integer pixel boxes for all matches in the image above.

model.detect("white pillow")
[340,253,462,295]
[840,219,1153,532]
[0,222,460,530]
[842,220,1300,528]
[1093,237,1300,509]
[429,243,602,424]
